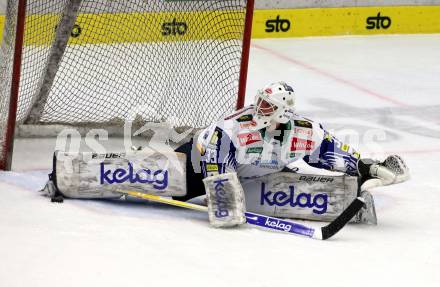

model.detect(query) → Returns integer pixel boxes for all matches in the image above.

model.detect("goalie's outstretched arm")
[302,124,409,189]
[302,126,360,176]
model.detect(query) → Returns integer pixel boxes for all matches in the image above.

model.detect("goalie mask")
[251,82,295,130]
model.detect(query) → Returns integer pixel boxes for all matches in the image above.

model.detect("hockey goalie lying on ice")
[42,82,409,227]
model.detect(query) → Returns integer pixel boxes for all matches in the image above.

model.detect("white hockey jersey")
[196,106,360,179]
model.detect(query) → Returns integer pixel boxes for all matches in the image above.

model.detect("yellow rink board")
[251,6,440,38]
[0,6,440,45]
[0,16,3,40]
[0,10,246,46]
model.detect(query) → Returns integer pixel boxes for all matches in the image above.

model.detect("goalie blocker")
[43,150,376,224]
[203,172,246,227]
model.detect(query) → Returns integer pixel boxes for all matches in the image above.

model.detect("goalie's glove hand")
[357,155,410,190]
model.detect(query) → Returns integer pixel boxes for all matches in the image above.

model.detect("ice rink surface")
[1,34,440,287]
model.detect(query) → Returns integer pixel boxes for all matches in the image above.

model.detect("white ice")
[1,34,440,287]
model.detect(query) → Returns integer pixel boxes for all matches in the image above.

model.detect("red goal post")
[0,0,254,170]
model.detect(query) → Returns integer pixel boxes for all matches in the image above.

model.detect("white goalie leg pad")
[53,150,187,198]
[203,172,246,228]
[241,172,359,222]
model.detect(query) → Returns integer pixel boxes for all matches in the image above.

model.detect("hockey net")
[0,0,254,170]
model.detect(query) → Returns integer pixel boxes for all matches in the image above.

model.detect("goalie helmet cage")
[0,0,254,170]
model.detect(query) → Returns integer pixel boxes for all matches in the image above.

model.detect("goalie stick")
[117,190,365,240]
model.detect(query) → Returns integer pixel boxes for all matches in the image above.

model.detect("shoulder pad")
[236,114,253,122]
[224,106,254,121]
[293,119,313,129]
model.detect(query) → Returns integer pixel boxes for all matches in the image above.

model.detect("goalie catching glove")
[357,155,410,191]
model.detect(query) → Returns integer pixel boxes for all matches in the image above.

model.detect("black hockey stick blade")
[320,197,365,240]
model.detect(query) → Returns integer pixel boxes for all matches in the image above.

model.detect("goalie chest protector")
[53,150,187,198]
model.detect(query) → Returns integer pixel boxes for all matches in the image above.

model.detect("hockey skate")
[353,190,377,225]
[40,175,64,203]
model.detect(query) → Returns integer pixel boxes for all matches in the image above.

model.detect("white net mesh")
[0,0,250,166]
